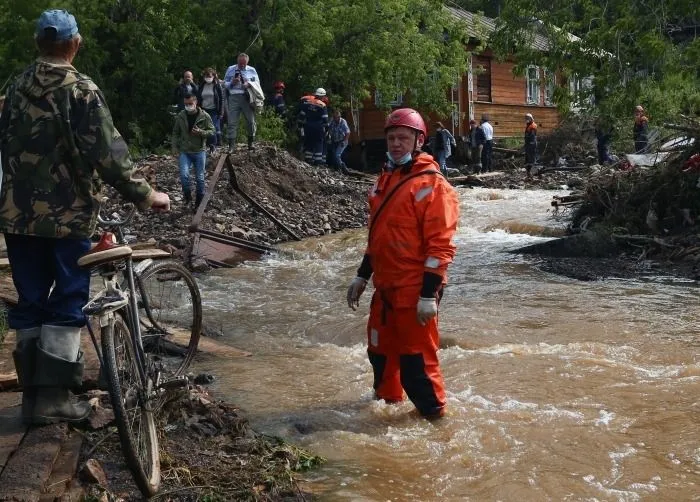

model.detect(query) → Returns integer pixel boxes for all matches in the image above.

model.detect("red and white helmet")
[384,108,427,138]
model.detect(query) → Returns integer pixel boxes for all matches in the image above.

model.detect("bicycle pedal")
[83,292,129,315]
[157,376,189,390]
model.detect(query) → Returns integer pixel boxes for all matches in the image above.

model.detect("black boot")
[32,343,90,425]
[247,136,255,151]
[183,189,192,207]
[12,328,41,424]
[195,193,204,210]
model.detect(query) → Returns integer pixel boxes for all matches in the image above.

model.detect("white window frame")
[526,65,541,105]
[374,89,403,107]
[544,69,556,106]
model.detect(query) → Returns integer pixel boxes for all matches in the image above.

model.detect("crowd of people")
[171,56,354,204]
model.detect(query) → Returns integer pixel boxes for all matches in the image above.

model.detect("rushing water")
[191,187,700,501]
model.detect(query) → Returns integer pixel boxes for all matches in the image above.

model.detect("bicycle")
[78,202,203,496]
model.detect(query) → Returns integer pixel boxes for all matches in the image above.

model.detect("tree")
[485,0,700,139]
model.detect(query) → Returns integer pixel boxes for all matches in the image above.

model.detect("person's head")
[203,68,216,83]
[237,53,249,67]
[314,87,327,99]
[480,113,489,124]
[183,93,197,113]
[274,81,285,93]
[634,105,644,117]
[34,9,81,63]
[525,113,534,124]
[469,119,477,128]
[384,108,427,165]
[333,109,342,121]
[183,70,194,84]
[435,121,445,131]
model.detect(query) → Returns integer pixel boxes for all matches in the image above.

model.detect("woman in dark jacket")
[197,68,225,151]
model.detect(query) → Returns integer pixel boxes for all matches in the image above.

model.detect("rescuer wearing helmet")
[271,81,286,117]
[297,87,329,165]
[346,108,460,419]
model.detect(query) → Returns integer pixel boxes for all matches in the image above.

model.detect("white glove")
[417,297,438,326]
[347,277,368,311]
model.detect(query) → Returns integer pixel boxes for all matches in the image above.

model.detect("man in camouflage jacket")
[0,9,170,425]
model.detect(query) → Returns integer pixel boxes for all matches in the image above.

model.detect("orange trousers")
[366,290,446,418]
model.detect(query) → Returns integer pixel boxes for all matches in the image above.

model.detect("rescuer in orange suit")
[346,108,459,419]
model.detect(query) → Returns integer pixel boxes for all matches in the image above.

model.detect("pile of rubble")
[107,143,370,256]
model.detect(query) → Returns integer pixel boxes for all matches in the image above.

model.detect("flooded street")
[192,187,700,501]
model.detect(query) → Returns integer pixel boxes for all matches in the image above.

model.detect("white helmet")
[314,87,327,97]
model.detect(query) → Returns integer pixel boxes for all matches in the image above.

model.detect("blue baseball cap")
[35,9,79,41]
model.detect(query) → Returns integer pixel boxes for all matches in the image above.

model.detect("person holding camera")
[223,53,259,152]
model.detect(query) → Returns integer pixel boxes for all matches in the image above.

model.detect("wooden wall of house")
[473,103,560,138]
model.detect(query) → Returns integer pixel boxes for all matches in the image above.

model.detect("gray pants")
[227,93,256,144]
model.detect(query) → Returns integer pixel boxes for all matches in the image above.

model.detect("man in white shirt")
[479,113,494,172]
[223,53,259,151]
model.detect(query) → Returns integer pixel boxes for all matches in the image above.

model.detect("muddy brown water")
[190,188,700,501]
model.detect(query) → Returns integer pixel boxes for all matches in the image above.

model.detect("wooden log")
[40,431,83,501]
[0,424,66,502]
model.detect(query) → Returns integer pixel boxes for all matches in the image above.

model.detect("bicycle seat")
[78,232,133,268]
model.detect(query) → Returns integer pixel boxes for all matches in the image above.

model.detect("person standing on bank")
[172,93,215,209]
[328,109,351,173]
[174,70,198,112]
[633,105,649,153]
[524,113,538,176]
[468,119,486,174]
[346,108,459,420]
[223,53,259,152]
[0,9,170,425]
[480,113,494,172]
[431,122,457,177]
[197,68,224,153]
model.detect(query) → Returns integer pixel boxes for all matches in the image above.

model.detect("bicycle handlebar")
[96,198,137,228]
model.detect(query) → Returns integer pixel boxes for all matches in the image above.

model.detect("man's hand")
[347,277,368,311]
[191,126,204,136]
[417,297,438,326]
[149,191,170,212]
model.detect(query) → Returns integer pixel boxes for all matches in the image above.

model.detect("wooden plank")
[190,153,229,230]
[131,248,171,260]
[0,371,18,391]
[40,431,83,501]
[0,395,25,472]
[0,423,65,502]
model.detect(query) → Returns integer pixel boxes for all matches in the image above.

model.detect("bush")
[223,107,293,147]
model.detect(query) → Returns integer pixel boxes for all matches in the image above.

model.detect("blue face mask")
[386,151,412,168]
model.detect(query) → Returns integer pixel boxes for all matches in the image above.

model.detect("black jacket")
[174,81,199,111]
[197,80,225,116]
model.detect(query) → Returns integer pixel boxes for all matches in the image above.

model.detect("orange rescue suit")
[364,152,459,418]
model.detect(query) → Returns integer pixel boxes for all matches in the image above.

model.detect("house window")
[374,89,403,107]
[473,56,491,102]
[526,66,540,105]
[544,70,556,105]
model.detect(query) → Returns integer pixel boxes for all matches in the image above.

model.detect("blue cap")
[35,9,79,41]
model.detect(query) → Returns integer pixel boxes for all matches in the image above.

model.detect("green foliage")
[0,0,468,149]
[232,108,291,147]
[481,0,700,127]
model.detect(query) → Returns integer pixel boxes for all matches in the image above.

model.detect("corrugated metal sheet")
[445,5,552,52]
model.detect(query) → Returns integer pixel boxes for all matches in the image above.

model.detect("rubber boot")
[247,136,255,151]
[183,188,192,207]
[195,193,203,210]
[32,325,90,425]
[12,327,41,424]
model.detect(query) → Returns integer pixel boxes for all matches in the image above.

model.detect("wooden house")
[347,6,567,149]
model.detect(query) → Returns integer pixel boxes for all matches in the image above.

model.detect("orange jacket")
[366,153,459,304]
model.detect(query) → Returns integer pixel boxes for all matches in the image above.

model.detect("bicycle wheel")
[101,314,161,497]
[135,260,202,376]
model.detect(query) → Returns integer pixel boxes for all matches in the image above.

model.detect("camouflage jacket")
[0,57,153,239]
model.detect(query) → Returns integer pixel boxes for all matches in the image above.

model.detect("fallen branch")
[611,234,678,248]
